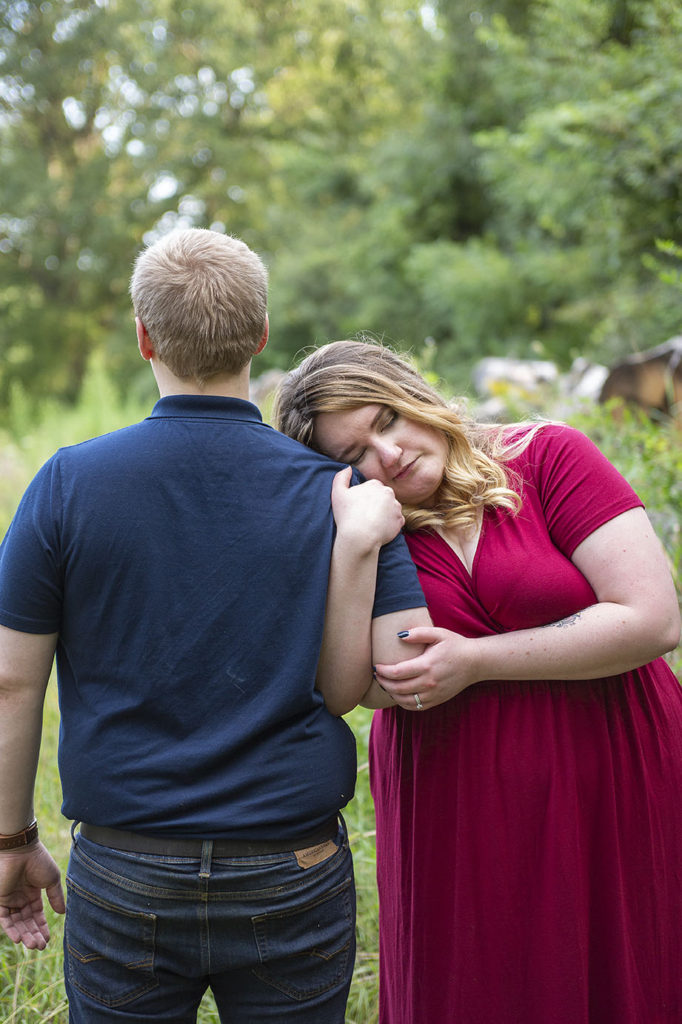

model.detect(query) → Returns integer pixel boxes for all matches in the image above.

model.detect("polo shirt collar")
[148,394,263,423]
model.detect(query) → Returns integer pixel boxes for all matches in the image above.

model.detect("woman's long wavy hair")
[274,339,546,534]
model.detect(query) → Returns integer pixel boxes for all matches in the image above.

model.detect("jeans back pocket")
[65,876,159,1009]
[252,874,355,1001]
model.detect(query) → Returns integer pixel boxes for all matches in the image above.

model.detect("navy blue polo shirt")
[0,395,425,839]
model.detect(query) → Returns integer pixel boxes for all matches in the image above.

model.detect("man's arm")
[0,625,65,949]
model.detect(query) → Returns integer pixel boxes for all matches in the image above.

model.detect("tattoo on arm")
[546,612,583,629]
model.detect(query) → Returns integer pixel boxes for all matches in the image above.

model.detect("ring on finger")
[414,693,424,710]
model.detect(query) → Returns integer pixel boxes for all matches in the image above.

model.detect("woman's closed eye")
[348,411,397,465]
[379,410,397,431]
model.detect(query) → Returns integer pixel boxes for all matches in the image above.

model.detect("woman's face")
[314,404,448,506]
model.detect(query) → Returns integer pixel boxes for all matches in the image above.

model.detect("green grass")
[1,683,70,1024]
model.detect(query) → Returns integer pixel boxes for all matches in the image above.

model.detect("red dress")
[370,425,682,1024]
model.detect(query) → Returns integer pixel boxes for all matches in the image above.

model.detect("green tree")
[0,0,436,410]
[471,0,682,365]
[285,0,682,379]
[2,0,681,413]
[0,0,288,405]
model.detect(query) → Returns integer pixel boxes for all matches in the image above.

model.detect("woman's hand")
[331,466,405,552]
[374,626,478,711]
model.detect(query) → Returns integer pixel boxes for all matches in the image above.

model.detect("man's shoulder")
[47,420,148,469]
[264,427,347,473]
[64,417,149,449]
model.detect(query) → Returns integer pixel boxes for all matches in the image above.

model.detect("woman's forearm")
[317,468,412,715]
[375,596,680,710]
[469,599,680,684]
[316,532,380,716]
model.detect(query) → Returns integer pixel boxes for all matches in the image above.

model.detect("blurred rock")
[471,357,559,399]
[250,368,287,409]
[469,357,559,419]
[563,357,609,400]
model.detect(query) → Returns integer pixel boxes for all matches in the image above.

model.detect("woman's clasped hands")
[375,626,479,711]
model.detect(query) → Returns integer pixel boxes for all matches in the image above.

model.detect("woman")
[274,339,682,1024]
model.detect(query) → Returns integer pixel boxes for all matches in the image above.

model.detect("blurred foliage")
[0,0,681,421]
[474,0,682,366]
[569,400,682,588]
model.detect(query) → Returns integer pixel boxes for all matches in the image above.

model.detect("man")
[0,229,428,1022]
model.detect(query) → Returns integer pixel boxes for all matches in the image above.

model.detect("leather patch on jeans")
[294,839,338,869]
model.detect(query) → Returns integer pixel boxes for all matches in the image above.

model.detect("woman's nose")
[377,440,401,467]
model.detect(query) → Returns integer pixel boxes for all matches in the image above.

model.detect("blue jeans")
[64,821,355,1023]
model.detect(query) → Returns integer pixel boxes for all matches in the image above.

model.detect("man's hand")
[0,843,65,949]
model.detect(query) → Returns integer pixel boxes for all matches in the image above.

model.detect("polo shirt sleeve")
[0,455,63,633]
[372,532,426,618]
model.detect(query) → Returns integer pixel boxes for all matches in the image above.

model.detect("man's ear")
[254,315,269,355]
[136,317,154,361]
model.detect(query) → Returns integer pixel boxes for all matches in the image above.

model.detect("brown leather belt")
[79,816,339,857]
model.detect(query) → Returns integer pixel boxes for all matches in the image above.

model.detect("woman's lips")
[393,458,416,481]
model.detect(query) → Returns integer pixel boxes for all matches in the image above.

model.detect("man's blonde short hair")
[130,228,268,382]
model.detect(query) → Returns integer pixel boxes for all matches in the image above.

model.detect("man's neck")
[152,360,252,401]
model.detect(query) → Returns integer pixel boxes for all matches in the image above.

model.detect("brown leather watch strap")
[0,820,39,851]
